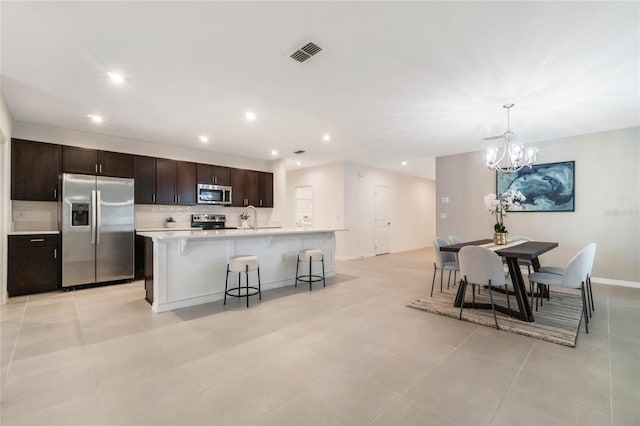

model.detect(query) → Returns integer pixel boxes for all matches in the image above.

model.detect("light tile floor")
[1,248,639,425]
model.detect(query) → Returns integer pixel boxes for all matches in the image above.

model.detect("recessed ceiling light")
[322,133,331,142]
[271,150,278,156]
[245,111,256,122]
[199,135,209,143]
[107,71,125,85]
[401,161,408,166]
[296,161,301,166]
[87,114,103,124]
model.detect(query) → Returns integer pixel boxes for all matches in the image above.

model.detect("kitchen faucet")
[241,205,257,230]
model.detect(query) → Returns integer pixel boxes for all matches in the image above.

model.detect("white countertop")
[8,230,60,235]
[137,227,344,241]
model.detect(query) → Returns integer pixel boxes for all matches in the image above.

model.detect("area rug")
[407,285,584,347]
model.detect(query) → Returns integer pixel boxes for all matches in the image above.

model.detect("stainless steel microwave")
[197,184,232,205]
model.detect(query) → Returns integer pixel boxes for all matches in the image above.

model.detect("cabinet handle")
[99,164,102,174]
[53,248,57,259]
[53,188,57,199]
[259,199,263,206]
[152,194,156,203]
[177,195,180,204]
[214,176,218,184]
[95,164,98,173]
[30,238,45,242]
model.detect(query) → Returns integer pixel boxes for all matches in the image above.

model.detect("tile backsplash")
[12,201,58,231]
[11,201,277,231]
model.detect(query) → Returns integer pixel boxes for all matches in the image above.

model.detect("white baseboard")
[591,277,640,289]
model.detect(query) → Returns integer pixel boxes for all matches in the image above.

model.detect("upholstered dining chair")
[448,235,462,245]
[528,243,596,333]
[458,246,507,328]
[430,238,460,297]
[537,243,597,318]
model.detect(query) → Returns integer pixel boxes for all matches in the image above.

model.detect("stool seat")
[296,248,326,291]
[298,249,323,261]
[225,255,261,307]
[229,255,259,272]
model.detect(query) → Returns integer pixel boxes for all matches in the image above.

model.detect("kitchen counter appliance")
[191,214,236,230]
[60,173,134,287]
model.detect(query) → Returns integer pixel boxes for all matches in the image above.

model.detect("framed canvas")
[496,161,575,212]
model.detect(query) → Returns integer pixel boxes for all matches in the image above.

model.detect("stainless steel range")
[191,214,237,230]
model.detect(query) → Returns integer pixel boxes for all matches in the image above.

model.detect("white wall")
[286,162,436,260]
[436,127,640,285]
[0,94,14,304]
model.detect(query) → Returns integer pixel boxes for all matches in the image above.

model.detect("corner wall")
[0,94,14,304]
[436,127,640,285]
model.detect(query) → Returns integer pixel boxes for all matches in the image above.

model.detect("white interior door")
[374,185,391,255]
[295,186,313,227]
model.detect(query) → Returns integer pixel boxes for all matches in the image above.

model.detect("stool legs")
[308,255,312,291]
[257,267,262,300]
[224,265,230,305]
[295,258,299,288]
[322,256,326,287]
[245,265,249,308]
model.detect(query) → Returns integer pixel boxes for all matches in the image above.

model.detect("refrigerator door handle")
[91,190,96,245]
[96,190,101,244]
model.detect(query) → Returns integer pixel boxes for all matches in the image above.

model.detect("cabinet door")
[231,168,259,207]
[100,151,133,178]
[155,158,177,205]
[8,235,60,297]
[133,155,156,204]
[258,172,274,207]
[211,165,231,185]
[176,161,196,205]
[62,146,99,174]
[11,139,61,201]
[196,163,213,184]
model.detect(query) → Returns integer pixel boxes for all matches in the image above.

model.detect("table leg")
[506,257,534,322]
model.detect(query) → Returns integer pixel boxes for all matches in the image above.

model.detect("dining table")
[440,239,559,322]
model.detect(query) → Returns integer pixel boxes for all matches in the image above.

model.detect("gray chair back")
[459,246,506,286]
[561,243,597,288]
[433,238,456,268]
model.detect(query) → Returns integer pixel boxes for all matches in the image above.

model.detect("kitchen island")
[136,228,342,312]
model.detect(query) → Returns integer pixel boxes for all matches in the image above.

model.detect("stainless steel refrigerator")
[60,173,134,287]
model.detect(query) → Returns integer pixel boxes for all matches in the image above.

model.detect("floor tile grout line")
[486,338,536,426]
[3,295,29,383]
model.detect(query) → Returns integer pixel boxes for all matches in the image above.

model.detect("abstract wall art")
[497,161,575,212]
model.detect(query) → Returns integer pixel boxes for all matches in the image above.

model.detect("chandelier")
[485,103,537,173]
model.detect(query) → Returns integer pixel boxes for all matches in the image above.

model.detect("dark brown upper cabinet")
[133,155,156,204]
[258,172,274,208]
[11,139,61,201]
[196,164,231,186]
[155,159,196,205]
[231,168,259,207]
[176,161,196,205]
[62,146,133,178]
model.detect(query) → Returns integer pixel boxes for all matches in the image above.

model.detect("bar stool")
[224,255,261,307]
[295,249,326,291]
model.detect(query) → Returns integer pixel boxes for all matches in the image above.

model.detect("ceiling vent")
[293,150,306,155]
[290,42,323,63]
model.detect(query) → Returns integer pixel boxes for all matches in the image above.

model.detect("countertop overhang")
[137,227,345,241]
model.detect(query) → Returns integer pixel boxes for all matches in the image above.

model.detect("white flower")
[484,189,527,233]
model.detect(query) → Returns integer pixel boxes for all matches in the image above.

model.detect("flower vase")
[493,232,508,245]
[165,222,176,228]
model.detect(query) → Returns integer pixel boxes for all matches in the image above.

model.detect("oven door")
[197,184,232,205]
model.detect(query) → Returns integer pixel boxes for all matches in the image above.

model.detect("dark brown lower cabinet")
[8,234,60,297]
[144,237,154,304]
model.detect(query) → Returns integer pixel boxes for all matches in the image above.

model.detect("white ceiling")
[1,1,638,180]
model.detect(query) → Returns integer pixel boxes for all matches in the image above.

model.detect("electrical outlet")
[440,213,447,219]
